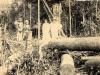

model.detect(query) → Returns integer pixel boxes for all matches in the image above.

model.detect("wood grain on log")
[81,56,100,60]
[40,37,100,51]
[60,54,75,75]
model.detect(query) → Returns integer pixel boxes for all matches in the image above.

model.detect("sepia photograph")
[0,0,100,75]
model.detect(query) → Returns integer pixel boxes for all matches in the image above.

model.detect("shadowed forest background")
[0,0,100,37]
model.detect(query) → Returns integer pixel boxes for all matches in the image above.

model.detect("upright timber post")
[38,0,40,39]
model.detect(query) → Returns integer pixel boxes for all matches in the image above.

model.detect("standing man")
[42,19,51,40]
[50,18,59,39]
[24,20,32,41]
[14,17,24,41]
[50,18,65,39]
[23,20,33,52]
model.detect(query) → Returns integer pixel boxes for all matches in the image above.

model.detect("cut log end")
[60,54,75,75]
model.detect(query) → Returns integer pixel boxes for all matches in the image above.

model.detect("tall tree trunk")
[29,3,32,27]
[38,0,40,39]
[44,5,52,22]
[96,0,98,18]
[69,0,72,37]
[42,0,54,18]
[83,8,85,24]
[59,3,62,22]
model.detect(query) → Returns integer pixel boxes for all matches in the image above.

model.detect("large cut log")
[60,54,75,75]
[85,59,100,67]
[81,56,100,60]
[39,37,100,51]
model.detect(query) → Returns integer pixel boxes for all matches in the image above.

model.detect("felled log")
[81,56,100,60]
[84,59,100,75]
[40,37,100,51]
[82,56,100,68]
[60,54,75,75]
[85,59,100,67]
